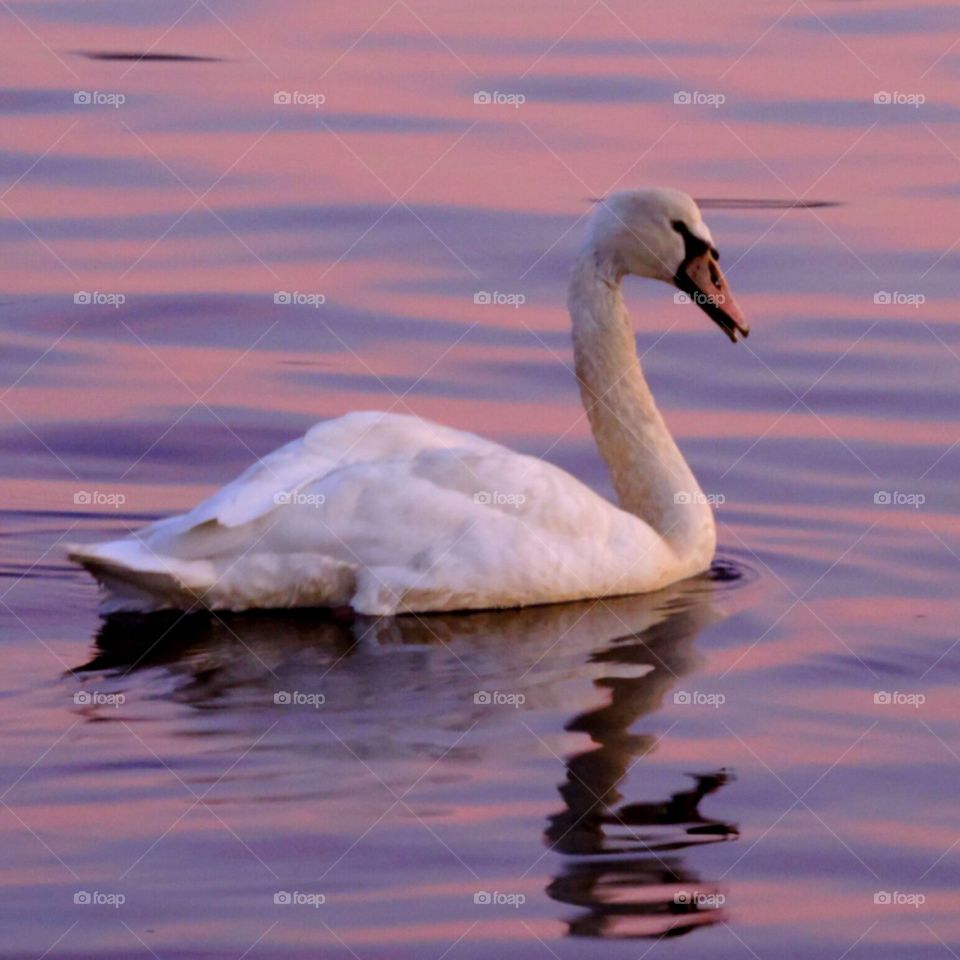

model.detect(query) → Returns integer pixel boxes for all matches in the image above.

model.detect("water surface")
[2,1,959,957]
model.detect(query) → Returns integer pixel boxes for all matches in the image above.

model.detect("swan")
[68,187,748,616]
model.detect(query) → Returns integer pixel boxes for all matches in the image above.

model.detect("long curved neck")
[568,252,715,567]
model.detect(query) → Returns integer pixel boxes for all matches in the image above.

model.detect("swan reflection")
[75,563,741,940]
[543,573,738,938]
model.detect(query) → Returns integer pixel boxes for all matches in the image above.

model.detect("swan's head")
[585,187,749,342]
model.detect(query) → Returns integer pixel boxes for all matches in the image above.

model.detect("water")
[2,1,959,956]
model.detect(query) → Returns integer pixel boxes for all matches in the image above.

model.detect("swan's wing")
[165,410,508,530]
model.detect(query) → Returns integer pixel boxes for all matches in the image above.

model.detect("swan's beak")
[675,251,749,343]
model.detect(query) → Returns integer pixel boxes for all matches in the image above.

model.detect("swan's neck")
[568,252,715,568]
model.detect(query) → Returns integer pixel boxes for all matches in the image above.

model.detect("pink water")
[2,1,960,957]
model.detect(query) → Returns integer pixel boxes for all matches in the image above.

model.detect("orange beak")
[675,250,749,343]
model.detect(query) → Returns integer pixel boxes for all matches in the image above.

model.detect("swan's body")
[69,188,748,616]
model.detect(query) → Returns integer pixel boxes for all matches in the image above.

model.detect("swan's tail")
[67,539,358,614]
[67,541,209,613]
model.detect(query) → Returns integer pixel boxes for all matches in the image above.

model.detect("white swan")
[69,187,748,616]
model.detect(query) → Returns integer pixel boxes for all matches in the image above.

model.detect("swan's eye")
[672,219,720,265]
[672,219,708,257]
